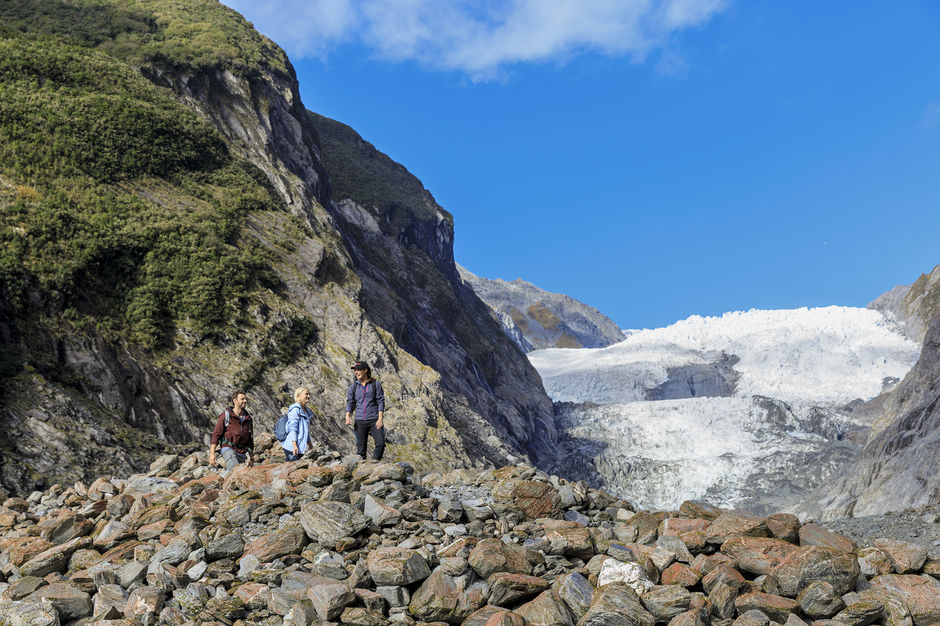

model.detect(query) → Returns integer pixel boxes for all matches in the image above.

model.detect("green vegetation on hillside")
[0,33,283,352]
[0,0,290,77]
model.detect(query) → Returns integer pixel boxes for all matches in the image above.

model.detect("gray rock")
[205,532,245,561]
[300,501,369,546]
[27,582,93,621]
[641,585,692,622]
[367,547,431,586]
[116,561,147,587]
[307,581,355,621]
[552,571,594,622]
[579,582,655,626]
[797,580,845,619]
[0,599,59,626]
[376,585,410,608]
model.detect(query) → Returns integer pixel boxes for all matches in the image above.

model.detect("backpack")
[274,411,290,442]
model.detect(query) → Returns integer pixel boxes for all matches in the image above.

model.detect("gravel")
[817,503,940,560]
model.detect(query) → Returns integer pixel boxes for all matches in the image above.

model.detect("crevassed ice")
[529,306,919,407]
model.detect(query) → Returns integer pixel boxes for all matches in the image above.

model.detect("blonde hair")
[294,387,309,403]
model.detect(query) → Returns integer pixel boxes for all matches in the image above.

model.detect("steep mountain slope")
[308,113,556,464]
[0,0,553,496]
[457,266,625,352]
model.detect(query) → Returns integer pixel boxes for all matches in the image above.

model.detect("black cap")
[351,361,369,370]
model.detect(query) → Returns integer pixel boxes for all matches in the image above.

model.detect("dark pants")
[354,419,385,460]
[283,450,302,462]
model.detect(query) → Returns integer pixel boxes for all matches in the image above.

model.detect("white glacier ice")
[529,306,921,512]
[530,306,918,407]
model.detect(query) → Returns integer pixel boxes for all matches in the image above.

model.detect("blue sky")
[223,1,940,329]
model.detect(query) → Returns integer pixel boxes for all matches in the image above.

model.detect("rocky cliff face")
[811,309,940,519]
[457,267,625,352]
[0,0,554,496]
[869,264,940,342]
[308,114,557,465]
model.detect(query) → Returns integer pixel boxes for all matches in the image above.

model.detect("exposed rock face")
[0,1,557,494]
[810,309,940,519]
[868,264,940,342]
[1,442,937,625]
[457,266,625,352]
[309,113,557,465]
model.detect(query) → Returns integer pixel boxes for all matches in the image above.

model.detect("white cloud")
[223,0,728,80]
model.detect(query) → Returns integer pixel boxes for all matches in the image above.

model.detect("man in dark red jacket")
[209,390,254,470]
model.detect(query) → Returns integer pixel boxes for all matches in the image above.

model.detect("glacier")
[529,306,920,513]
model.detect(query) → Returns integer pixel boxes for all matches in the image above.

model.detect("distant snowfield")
[530,306,919,407]
[529,306,922,511]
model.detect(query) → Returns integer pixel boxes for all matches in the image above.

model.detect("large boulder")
[468,538,543,579]
[721,536,802,576]
[366,548,431,586]
[764,546,859,598]
[868,574,940,626]
[409,568,488,624]
[579,582,655,626]
[299,501,369,546]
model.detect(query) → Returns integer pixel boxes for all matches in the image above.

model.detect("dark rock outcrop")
[811,309,940,518]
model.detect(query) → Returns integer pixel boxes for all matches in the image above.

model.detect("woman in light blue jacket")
[282,387,313,461]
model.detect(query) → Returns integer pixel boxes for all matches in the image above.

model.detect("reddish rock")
[797,523,856,554]
[765,513,800,544]
[487,572,550,606]
[409,568,489,623]
[221,462,293,492]
[128,504,177,529]
[873,538,928,574]
[546,526,594,561]
[660,518,709,536]
[679,501,724,521]
[468,538,544,579]
[721,536,802,576]
[734,592,800,623]
[514,589,576,626]
[868,574,940,626]
[661,562,701,587]
[136,519,173,541]
[679,529,708,554]
[507,480,562,518]
[705,511,769,545]
[0,536,54,567]
[19,536,93,578]
[857,546,895,577]
[243,526,306,562]
[764,546,860,598]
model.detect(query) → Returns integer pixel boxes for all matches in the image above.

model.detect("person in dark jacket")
[209,390,254,470]
[345,361,385,460]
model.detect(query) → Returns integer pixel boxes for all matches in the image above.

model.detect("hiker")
[345,361,386,460]
[208,390,254,470]
[282,387,314,461]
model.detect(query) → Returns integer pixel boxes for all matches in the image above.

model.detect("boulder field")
[0,434,937,625]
